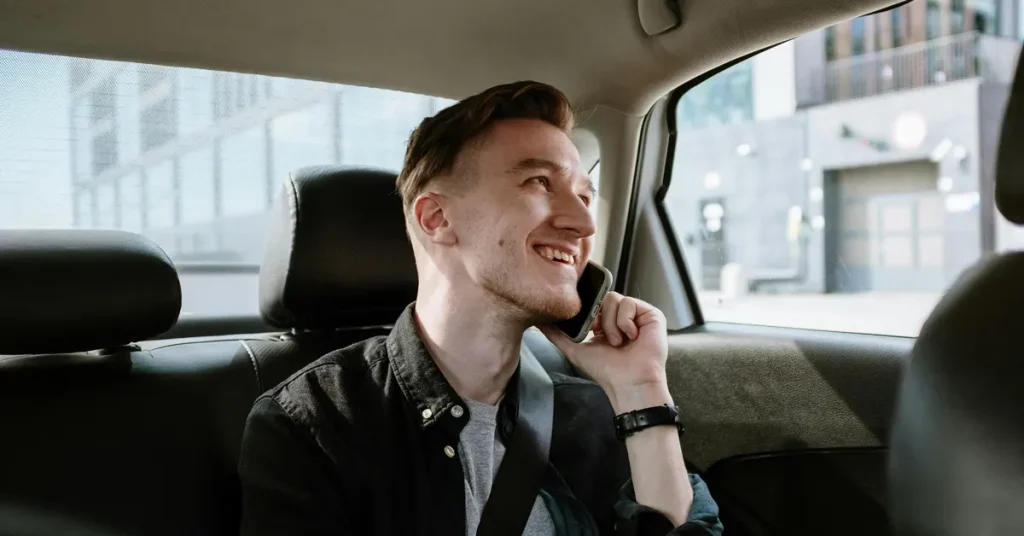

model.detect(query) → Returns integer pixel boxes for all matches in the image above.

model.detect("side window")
[0,48,455,318]
[665,5,1018,337]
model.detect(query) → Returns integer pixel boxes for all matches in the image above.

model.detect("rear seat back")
[0,230,262,535]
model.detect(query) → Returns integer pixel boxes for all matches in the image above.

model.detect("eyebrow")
[508,157,596,196]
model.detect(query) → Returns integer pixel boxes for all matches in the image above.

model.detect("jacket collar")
[387,302,518,437]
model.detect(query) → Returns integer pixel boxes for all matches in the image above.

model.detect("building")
[69,60,451,264]
[668,0,1023,294]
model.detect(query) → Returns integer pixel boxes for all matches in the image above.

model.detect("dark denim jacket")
[238,304,723,535]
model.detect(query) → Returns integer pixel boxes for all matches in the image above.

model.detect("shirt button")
[444,445,456,458]
[450,405,464,418]
[421,408,433,420]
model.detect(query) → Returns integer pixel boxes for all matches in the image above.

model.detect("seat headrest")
[259,166,417,330]
[995,46,1024,223]
[0,230,181,354]
[889,253,1024,534]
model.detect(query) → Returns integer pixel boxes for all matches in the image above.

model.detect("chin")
[482,271,581,323]
[531,290,581,323]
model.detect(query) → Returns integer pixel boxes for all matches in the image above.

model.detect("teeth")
[537,246,574,264]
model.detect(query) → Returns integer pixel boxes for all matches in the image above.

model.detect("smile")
[534,245,576,266]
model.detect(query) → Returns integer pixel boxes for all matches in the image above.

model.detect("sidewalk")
[697,291,943,337]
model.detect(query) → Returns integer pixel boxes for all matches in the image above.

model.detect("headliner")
[0,0,900,115]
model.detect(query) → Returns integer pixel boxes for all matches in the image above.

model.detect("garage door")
[833,161,945,292]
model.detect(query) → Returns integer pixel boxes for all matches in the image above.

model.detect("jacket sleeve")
[238,396,351,535]
[613,474,724,536]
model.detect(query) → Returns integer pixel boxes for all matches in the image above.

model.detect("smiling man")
[238,81,722,535]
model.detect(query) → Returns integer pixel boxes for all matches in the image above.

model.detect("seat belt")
[475,344,555,536]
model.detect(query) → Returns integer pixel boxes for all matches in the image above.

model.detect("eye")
[579,194,592,207]
[527,176,550,189]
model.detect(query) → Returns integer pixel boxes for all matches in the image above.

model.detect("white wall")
[752,41,797,120]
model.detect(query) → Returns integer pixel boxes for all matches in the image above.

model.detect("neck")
[413,280,527,406]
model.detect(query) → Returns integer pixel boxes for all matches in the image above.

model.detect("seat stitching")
[240,340,263,392]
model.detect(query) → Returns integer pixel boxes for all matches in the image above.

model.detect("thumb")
[537,325,578,357]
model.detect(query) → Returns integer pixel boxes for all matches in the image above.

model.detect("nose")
[550,190,597,238]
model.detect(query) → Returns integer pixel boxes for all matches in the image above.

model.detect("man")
[238,81,722,535]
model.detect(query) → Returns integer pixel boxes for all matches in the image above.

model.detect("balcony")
[820,32,1021,104]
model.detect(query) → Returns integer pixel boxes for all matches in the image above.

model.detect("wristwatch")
[613,404,685,440]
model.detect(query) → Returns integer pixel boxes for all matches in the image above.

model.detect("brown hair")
[396,80,575,208]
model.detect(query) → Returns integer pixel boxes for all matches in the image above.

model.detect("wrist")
[606,380,673,415]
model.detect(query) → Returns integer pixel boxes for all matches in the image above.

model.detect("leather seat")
[0,166,573,536]
[888,47,1024,536]
[241,166,420,392]
[0,230,261,535]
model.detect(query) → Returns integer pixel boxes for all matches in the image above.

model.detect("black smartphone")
[554,260,614,343]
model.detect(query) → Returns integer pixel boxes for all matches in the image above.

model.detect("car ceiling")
[1,0,900,116]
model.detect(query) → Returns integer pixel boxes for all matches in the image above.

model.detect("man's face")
[445,118,596,323]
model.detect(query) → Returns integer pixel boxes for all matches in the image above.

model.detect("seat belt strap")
[475,344,555,536]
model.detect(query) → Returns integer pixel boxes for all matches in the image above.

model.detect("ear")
[412,193,457,246]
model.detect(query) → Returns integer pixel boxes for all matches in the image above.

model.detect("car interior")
[0,0,1022,535]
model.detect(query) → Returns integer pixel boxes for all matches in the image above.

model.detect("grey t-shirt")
[459,397,555,536]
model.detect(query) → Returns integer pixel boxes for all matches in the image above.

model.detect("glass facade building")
[69,60,452,263]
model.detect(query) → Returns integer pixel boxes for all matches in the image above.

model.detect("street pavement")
[698,291,942,337]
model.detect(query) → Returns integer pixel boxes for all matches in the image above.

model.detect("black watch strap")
[613,404,684,440]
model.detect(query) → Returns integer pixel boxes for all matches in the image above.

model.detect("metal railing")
[822,31,1018,103]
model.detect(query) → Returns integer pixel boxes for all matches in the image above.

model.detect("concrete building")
[668,0,1023,294]
[69,60,451,264]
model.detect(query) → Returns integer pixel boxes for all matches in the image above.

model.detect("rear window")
[0,49,453,318]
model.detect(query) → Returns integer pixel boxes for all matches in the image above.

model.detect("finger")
[600,292,624,346]
[630,298,665,329]
[617,298,639,340]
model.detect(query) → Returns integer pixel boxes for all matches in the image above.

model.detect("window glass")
[678,61,753,129]
[972,0,1000,35]
[177,68,215,136]
[220,125,268,217]
[1,49,451,320]
[926,1,941,39]
[340,87,444,170]
[180,148,216,224]
[120,171,143,232]
[667,7,1011,337]
[145,159,175,229]
[96,181,116,228]
[852,17,867,55]
[891,9,904,48]
[73,101,93,183]
[115,67,141,163]
[76,189,94,228]
[271,103,334,189]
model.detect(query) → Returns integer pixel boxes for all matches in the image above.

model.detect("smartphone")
[554,260,614,343]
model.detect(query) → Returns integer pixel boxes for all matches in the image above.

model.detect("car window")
[589,161,601,217]
[0,49,454,318]
[665,4,1021,337]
